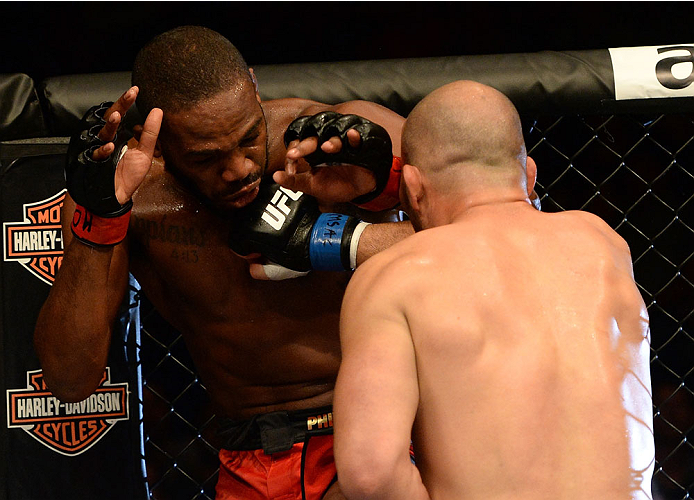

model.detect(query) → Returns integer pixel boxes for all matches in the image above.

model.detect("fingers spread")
[97,86,139,142]
[346,128,361,148]
[97,110,121,142]
[91,142,115,161]
[321,137,343,153]
[318,130,360,154]
[286,136,318,159]
[105,86,138,122]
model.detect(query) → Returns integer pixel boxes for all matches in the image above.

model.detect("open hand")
[91,87,163,204]
[274,131,377,202]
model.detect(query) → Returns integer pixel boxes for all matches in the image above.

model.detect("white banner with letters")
[609,44,694,100]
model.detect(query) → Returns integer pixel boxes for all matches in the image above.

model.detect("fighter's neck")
[425,188,531,228]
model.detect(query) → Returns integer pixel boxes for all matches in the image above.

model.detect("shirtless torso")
[129,158,347,418]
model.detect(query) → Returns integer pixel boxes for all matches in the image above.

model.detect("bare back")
[391,203,652,499]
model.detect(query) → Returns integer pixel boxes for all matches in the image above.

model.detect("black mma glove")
[229,181,370,272]
[65,102,133,246]
[284,111,401,209]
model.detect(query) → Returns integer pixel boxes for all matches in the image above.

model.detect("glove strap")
[309,214,369,271]
[356,156,403,211]
[71,204,131,247]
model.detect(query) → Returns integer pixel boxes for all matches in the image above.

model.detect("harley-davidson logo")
[6,368,129,456]
[3,189,66,285]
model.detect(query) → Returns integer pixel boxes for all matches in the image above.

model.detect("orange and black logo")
[6,368,129,456]
[3,189,66,285]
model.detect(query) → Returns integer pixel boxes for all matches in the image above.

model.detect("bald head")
[402,81,527,190]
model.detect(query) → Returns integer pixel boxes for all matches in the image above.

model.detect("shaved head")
[402,81,527,192]
[132,26,252,117]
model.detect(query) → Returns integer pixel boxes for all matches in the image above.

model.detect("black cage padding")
[0,74,48,141]
[0,150,148,500]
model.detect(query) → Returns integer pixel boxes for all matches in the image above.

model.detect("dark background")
[1,1,693,80]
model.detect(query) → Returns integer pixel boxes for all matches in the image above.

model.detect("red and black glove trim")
[357,156,402,212]
[71,204,131,247]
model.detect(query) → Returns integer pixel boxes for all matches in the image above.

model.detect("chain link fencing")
[132,111,694,500]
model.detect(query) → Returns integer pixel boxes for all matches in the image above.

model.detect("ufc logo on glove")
[229,182,368,272]
[261,187,304,230]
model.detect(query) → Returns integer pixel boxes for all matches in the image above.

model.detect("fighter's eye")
[239,133,259,147]
[191,155,216,166]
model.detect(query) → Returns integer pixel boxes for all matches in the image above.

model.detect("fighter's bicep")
[335,323,418,477]
[338,327,419,422]
[337,266,419,443]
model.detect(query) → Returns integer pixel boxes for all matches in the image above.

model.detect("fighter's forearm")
[33,240,123,402]
[355,221,414,267]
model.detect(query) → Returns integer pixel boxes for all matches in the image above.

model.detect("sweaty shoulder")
[131,158,187,211]
[261,98,325,128]
[348,229,439,304]
[560,210,631,257]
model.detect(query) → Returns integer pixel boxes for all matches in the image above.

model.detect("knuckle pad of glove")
[321,115,392,189]
[357,123,391,161]
[320,114,362,143]
[302,111,341,140]
[321,115,391,168]
[283,116,312,147]
[283,111,342,147]
[84,102,113,129]
[71,103,110,152]
[65,102,133,217]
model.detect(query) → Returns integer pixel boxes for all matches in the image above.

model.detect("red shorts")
[216,434,337,500]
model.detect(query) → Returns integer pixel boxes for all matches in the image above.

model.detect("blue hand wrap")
[309,213,351,271]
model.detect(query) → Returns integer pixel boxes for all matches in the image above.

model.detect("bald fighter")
[334,80,655,500]
[34,26,411,500]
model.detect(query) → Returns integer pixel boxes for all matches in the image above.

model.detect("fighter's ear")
[249,68,261,102]
[526,156,537,196]
[401,163,423,210]
[154,139,162,158]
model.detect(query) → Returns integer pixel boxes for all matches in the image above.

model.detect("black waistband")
[218,405,334,454]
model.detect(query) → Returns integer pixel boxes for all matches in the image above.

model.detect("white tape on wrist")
[261,262,310,280]
[349,222,371,270]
